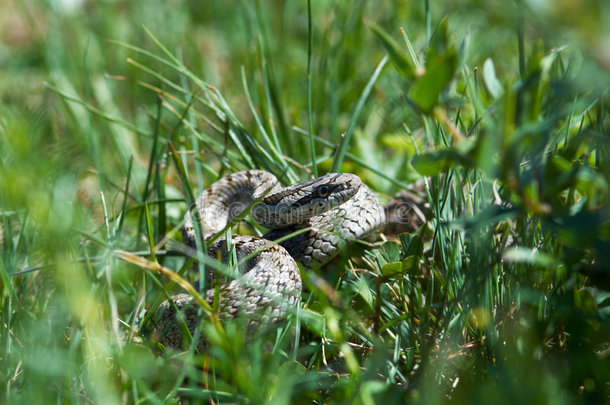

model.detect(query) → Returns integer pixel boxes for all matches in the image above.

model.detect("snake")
[154,170,388,349]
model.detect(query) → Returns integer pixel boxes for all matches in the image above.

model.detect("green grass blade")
[330,55,388,172]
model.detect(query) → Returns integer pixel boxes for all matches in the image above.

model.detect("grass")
[1,0,610,403]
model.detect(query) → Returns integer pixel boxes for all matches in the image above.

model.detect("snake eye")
[316,185,331,198]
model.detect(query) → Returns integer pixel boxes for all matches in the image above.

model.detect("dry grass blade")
[113,249,214,316]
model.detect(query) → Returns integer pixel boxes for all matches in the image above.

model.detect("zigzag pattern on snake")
[155,170,387,349]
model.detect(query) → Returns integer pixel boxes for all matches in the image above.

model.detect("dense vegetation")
[1,1,609,403]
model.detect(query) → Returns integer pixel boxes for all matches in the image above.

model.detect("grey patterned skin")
[155,236,301,350]
[264,185,386,267]
[155,170,386,349]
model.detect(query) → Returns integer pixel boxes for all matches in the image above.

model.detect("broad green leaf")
[400,255,419,273]
[367,21,415,79]
[356,278,374,313]
[399,233,423,260]
[379,241,401,265]
[298,308,326,335]
[483,58,504,99]
[381,256,419,279]
[381,261,403,278]
[409,48,458,112]
[427,17,450,58]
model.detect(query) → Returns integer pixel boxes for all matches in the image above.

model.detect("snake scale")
[155,170,388,349]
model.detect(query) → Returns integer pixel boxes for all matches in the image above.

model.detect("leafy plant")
[1,0,609,403]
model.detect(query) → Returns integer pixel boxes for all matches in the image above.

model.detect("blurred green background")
[1,0,609,403]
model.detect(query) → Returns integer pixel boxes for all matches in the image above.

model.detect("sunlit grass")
[1,0,609,403]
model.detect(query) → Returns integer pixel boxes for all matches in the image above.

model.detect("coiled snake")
[155,170,387,349]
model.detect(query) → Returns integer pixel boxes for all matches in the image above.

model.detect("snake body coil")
[155,170,386,349]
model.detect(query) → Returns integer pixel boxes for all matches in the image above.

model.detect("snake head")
[251,173,362,229]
